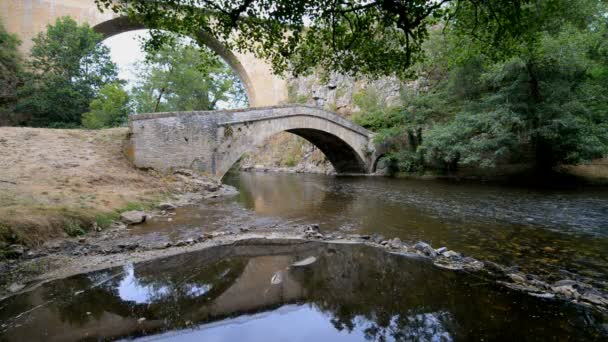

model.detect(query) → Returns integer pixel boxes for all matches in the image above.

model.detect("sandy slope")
[0,127,170,245]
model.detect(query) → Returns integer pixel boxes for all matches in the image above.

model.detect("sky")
[102,30,150,89]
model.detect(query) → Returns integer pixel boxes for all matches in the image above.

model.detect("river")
[1,172,607,340]
[225,172,608,285]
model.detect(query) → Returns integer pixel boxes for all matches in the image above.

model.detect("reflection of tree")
[41,250,247,330]
[288,244,607,341]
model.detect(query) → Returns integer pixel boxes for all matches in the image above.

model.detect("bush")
[82,83,131,128]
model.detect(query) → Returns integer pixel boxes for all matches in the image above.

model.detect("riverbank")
[0,127,227,250]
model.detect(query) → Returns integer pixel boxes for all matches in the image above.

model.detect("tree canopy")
[353,0,608,171]
[15,17,118,127]
[0,19,23,124]
[131,39,247,113]
[82,82,131,129]
[95,0,572,78]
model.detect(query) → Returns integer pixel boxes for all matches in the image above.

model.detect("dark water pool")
[1,243,605,341]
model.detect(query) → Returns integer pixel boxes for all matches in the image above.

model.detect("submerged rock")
[120,211,147,225]
[292,256,317,267]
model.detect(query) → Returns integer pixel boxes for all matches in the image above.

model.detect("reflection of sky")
[117,264,213,304]
[118,264,170,304]
[132,305,453,342]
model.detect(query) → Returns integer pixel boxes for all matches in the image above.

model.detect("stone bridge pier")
[128,105,382,180]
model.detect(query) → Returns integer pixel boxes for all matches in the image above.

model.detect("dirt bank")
[0,127,217,248]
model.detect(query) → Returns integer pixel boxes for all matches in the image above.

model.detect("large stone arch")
[0,0,287,107]
[129,105,377,180]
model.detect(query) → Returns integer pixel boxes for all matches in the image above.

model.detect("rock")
[240,227,250,233]
[435,247,448,254]
[359,235,371,240]
[414,242,437,258]
[292,256,317,267]
[388,238,402,249]
[196,235,207,243]
[120,211,147,225]
[529,292,556,299]
[175,240,188,247]
[508,273,527,283]
[186,238,195,245]
[8,283,25,293]
[441,250,461,259]
[271,271,283,285]
[371,234,385,244]
[580,292,608,306]
[137,317,146,324]
[6,244,25,259]
[462,259,484,271]
[553,279,577,287]
[158,202,177,211]
[117,242,139,251]
[78,238,86,243]
[551,285,578,298]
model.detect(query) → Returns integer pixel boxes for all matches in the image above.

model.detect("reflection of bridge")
[129,105,381,179]
[0,0,287,107]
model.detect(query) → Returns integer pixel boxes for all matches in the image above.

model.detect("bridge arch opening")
[94,17,252,108]
[222,128,368,180]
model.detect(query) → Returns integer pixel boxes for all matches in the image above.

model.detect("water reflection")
[1,243,605,341]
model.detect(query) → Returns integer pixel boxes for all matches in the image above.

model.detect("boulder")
[120,211,147,225]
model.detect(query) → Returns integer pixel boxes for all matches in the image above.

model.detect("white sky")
[102,30,150,89]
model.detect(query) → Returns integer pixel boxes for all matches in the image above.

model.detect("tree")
[95,0,544,78]
[355,0,608,172]
[0,19,23,125]
[82,83,131,129]
[131,39,247,113]
[15,17,118,127]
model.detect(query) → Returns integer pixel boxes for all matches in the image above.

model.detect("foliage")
[0,19,23,124]
[131,39,247,113]
[15,17,118,127]
[64,219,86,237]
[82,83,131,129]
[363,0,608,173]
[95,0,545,78]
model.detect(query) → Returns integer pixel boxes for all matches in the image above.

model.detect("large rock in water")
[120,211,147,225]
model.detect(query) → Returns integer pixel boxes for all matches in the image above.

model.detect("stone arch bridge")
[128,105,382,179]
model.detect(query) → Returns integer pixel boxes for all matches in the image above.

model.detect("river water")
[1,172,607,340]
[223,172,608,286]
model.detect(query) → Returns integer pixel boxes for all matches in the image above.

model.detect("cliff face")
[241,72,407,173]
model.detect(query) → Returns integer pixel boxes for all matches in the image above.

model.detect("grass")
[0,197,163,249]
